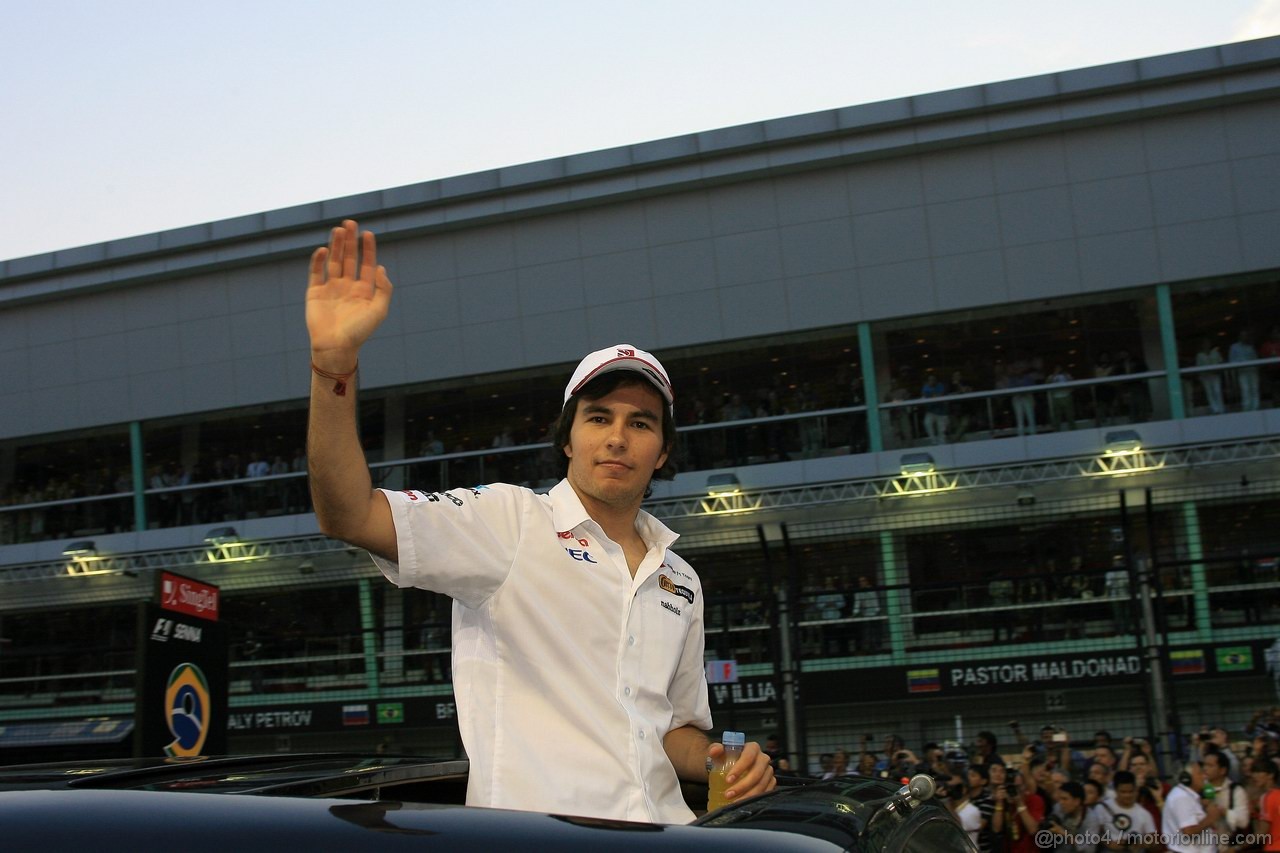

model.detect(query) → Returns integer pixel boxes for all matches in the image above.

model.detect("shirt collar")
[548,479,680,551]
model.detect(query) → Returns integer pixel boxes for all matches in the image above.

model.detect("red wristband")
[312,361,357,396]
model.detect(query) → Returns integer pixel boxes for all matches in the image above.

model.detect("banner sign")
[800,640,1275,705]
[158,570,220,622]
[225,696,459,735]
[135,600,228,758]
[709,675,778,709]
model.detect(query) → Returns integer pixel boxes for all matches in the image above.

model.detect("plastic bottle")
[707,731,745,812]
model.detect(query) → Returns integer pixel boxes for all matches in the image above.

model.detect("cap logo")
[618,348,635,357]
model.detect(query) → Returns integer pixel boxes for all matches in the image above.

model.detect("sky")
[3,0,1279,262]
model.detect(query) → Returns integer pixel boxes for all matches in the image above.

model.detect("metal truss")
[2,535,356,585]
[3,437,1277,586]
[646,437,1280,521]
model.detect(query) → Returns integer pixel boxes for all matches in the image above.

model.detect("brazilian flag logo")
[377,702,404,725]
[164,663,211,758]
[1216,647,1254,672]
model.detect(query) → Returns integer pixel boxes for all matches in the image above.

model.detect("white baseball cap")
[564,344,674,414]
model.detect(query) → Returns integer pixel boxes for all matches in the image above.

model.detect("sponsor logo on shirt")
[558,531,590,546]
[565,548,598,563]
[661,562,693,583]
[661,600,682,617]
[659,574,695,604]
[402,490,466,506]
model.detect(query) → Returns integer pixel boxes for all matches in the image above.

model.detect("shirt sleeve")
[370,484,526,610]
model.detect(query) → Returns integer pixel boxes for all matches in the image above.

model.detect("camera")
[1006,783,1019,797]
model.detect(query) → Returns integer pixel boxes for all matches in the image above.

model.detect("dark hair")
[977,730,998,750]
[548,371,678,496]
[1113,770,1136,787]
[1083,779,1103,798]
[1059,781,1085,802]
[1256,757,1279,779]
[968,764,989,782]
[1202,747,1226,771]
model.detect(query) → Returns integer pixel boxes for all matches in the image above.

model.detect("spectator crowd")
[793,709,1280,852]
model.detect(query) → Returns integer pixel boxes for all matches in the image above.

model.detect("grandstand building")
[2,37,1279,769]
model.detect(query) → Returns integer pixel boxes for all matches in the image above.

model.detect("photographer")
[1045,781,1100,852]
[1122,741,1168,829]
[987,763,1010,853]
[992,768,1045,853]
[968,764,996,853]
[1192,727,1243,784]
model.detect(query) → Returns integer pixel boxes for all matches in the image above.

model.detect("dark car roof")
[0,756,976,852]
[0,788,837,853]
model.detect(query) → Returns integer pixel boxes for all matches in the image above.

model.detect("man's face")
[967,769,983,789]
[1211,728,1229,748]
[564,383,669,513]
[1089,763,1109,785]
[989,764,1007,786]
[1130,755,1150,778]
[1056,789,1081,815]
[1204,754,1227,784]
[1094,746,1115,767]
[1115,782,1137,808]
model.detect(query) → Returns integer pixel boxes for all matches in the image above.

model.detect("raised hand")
[306,220,394,367]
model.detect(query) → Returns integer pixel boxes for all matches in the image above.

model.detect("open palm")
[306,219,394,358]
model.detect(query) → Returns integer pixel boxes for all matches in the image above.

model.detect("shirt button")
[624,686,631,696]
[638,730,646,740]
[628,635,636,646]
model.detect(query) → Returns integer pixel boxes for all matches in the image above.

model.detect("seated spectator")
[822,749,851,780]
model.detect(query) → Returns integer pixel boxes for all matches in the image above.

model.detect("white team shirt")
[955,800,982,845]
[1162,784,1215,853]
[1096,798,1157,845]
[372,480,713,824]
